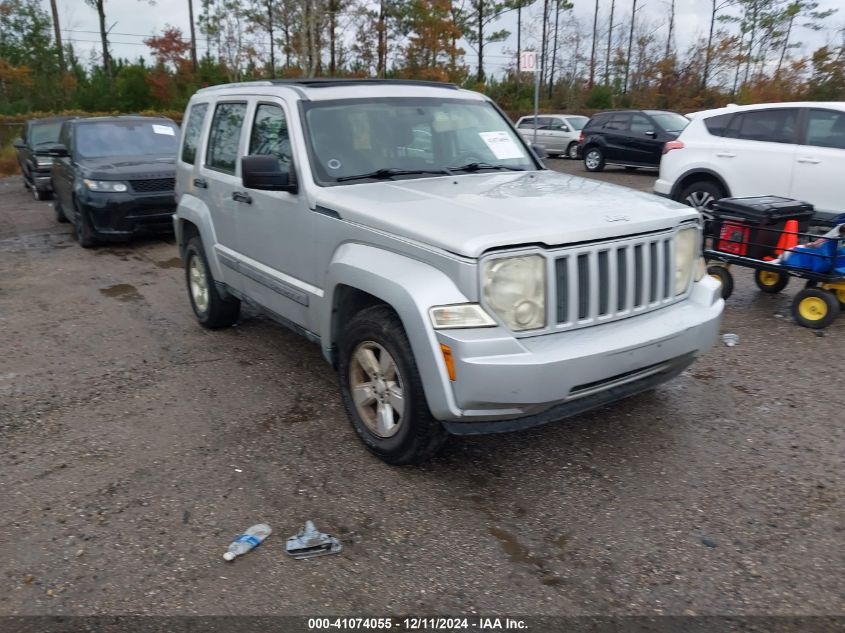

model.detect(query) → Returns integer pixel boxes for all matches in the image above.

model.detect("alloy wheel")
[348,341,405,438]
[189,253,210,314]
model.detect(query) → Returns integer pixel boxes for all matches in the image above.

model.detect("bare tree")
[703,0,737,88]
[604,0,615,85]
[49,0,64,72]
[623,0,637,93]
[589,0,599,87]
[665,0,675,57]
[187,0,198,72]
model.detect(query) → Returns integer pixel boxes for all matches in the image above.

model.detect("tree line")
[1,0,844,117]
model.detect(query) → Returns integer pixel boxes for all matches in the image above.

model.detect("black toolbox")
[711,196,815,259]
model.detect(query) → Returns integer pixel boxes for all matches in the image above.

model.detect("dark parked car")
[50,116,180,247]
[13,116,76,200]
[579,109,689,172]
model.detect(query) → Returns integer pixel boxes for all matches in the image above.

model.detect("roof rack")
[196,78,459,93]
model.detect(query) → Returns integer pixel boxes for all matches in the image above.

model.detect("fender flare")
[322,243,470,420]
[174,194,224,281]
[670,168,731,201]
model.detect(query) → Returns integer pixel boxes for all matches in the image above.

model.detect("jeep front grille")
[130,178,175,193]
[554,232,677,329]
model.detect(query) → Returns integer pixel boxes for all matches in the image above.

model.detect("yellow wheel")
[792,288,840,329]
[820,283,845,309]
[754,269,789,294]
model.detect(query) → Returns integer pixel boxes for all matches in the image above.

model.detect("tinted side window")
[181,103,208,164]
[629,114,652,134]
[249,104,292,165]
[805,109,845,150]
[704,113,733,137]
[735,109,799,144]
[585,115,605,129]
[605,114,630,131]
[207,102,247,173]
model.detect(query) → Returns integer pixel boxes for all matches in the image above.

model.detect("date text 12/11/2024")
[307,618,529,630]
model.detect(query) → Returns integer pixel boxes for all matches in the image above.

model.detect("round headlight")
[482,255,546,331]
[113,183,127,192]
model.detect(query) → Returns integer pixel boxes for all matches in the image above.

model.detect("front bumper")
[32,170,52,191]
[654,178,672,197]
[78,190,176,238]
[435,276,723,432]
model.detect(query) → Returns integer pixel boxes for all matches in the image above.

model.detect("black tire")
[53,196,69,223]
[707,264,734,300]
[73,203,98,248]
[624,166,638,171]
[183,235,240,329]
[33,186,51,201]
[754,269,789,294]
[806,281,845,310]
[791,288,840,329]
[583,147,605,172]
[337,305,447,465]
[677,180,726,218]
[566,142,579,160]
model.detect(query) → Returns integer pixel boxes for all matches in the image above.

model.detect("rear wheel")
[678,180,726,221]
[566,142,579,160]
[707,264,734,299]
[338,305,447,465]
[792,288,839,329]
[583,147,605,172]
[184,235,240,329]
[754,269,789,294]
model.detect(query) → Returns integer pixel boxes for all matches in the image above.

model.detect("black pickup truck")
[13,116,75,200]
[50,116,180,247]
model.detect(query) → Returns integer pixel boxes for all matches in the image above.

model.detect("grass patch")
[0,143,20,177]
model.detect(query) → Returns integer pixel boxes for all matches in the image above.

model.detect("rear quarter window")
[704,113,733,137]
[181,103,208,164]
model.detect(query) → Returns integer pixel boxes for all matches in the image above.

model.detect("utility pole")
[187,0,198,73]
[623,0,637,94]
[49,0,65,72]
[604,0,614,85]
[665,0,675,57]
[588,0,599,88]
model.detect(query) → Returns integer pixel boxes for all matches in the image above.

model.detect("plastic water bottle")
[223,523,272,561]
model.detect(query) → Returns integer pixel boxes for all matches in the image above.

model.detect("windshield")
[565,116,588,131]
[31,122,63,146]
[303,98,537,184]
[76,120,179,158]
[650,112,689,133]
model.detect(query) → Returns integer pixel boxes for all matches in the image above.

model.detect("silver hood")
[315,170,698,258]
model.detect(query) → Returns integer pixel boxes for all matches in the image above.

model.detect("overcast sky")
[45,0,845,77]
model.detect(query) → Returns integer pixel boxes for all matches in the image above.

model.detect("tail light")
[578,132,584,145]
[663,140,684,154]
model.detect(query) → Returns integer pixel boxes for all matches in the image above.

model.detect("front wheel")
[184,235,240,328]
[73,204,98,248]
[792,288,839,329]
[33,187,51,201]
[754,270,789,294]
[707,264,734,300]
[53,196,69,223]
[338,305,447,465]
[566,142,579,160]
[583,147,605,172]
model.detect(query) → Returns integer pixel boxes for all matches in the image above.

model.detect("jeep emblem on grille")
[604,214,630,222]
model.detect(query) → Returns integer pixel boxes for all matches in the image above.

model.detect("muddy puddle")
[100,283,144,302]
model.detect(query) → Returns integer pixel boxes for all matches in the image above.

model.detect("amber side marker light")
[440,344,456,381]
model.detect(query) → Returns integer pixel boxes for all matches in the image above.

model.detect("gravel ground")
[0,169,843,617]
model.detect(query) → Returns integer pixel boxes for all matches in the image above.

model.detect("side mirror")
[560,125,570,133]
[47,144,69,157]
[241,155,297,193]
[13,138,25,149]
[531,143,547,160]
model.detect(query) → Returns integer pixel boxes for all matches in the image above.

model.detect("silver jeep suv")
[174,79,723,464]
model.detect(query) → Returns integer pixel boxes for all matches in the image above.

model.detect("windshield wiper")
[447,162,525,173]
[336,167,451,182]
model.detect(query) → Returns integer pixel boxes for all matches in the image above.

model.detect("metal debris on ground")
[286,520,342,559]
[721,333,740,347]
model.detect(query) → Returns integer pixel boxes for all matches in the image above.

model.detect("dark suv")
[580,110,689,172]
[50,116,180,247]
[13,116,75,200]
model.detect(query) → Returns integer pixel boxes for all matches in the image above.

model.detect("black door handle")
[193,177,207,188]
[232,191,252,204]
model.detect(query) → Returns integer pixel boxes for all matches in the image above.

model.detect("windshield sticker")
[478,131,524,160]
[152,124,175,136]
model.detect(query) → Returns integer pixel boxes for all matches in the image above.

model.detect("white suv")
[515,114,588,159]
[655,102,845,225]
